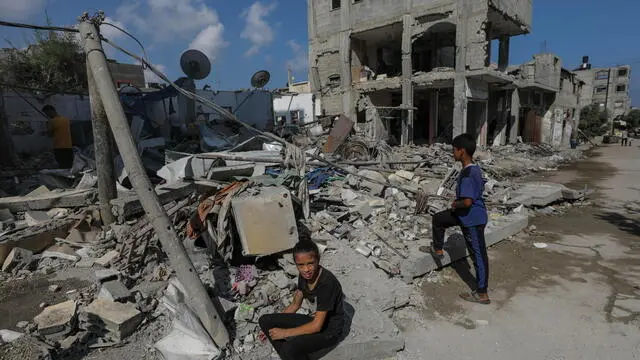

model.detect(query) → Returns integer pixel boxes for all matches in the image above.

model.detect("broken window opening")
[595,86,607,94]
[618,68,628,77]
[595,71,609,80]
[328,74,341,85]
[616,84,626,92]
[331,0,341,10]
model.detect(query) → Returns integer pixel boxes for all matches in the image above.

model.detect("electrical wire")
[101,22,149,63]
[0,19,78,33]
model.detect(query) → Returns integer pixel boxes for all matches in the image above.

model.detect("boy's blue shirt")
[455,164,488,227]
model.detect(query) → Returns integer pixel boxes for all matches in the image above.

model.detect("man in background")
[43,105,73,169]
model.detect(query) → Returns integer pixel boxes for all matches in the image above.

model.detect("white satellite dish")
[180,49,211,80]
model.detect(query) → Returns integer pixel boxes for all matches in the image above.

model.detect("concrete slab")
[26,185,51,197]
[33,300,77,338]
[2,247,34,273]
[507,182,564,207]
[0,188,95,212]
[401,213,529,280]
[82,299,143,341]
[95,269,121,283]
[42,244,80,262]
[24,211,51,226]
[94,250,119,267]
[231,186,298,256]
[98,280,131,302]
[110,181,194,221]
[0,218,75,264]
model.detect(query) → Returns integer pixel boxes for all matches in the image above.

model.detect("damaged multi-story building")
[508,54,585,147]
[574,56,632,120]
[307,0,532,146]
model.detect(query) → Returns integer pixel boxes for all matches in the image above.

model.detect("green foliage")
[623,109,640,128]
[579,104,609,137]
[0,20,87,93]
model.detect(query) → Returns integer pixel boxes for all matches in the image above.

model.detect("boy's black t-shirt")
[297,266,345,337]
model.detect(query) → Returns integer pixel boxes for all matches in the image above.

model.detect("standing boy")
[423,133,490,304]
[43,105,73,169]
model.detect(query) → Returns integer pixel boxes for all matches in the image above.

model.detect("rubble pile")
[0,140,591,359]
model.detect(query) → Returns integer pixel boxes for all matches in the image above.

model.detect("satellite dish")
[250,70,271,88]
[180,50,211,80]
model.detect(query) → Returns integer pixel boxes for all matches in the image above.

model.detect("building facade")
[308,0,532,146]
[574,57,631,120]
[509,54,584,147]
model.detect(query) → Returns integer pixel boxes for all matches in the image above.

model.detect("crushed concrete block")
[353,202,372,219]
[231,187,298,256]
[268,271,292,290]
[0,329,24,343]
[82,299,143,340]
[234,304,255,322]
[2,247,34,273]
[357,170,386,197]
[368,199,385,208]
[394,170,414,181]
[27,185,51,197]
[49,284,61,292]
[217,297,238,313]
[24,211,51,226]
[340,189,359,204]
[33,300,77,338]
[94,250,119,267]
[0,209,15,230]
[387,174,406,186]
[95,269,120,283]
[98,280,131,302]
[0,218,76,264]
[42,244,80,262]
[15,321,29,329]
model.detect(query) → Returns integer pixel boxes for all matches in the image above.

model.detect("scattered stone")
[33,300,77,339]
[42,244,80,262]
[98,280,131,302]
[48,284,61,292]
[0,329,24,343]
[94,250,120,267]
[475,319,489,326]
[24,211,51,226]
[268,271,291,290]
[357,170,386,196]
[2,247,34,273]
[95,268,121,283]
[234,304,255,322]
[394,170,414,181]
[16,321,29,329]
[81,299,143,341]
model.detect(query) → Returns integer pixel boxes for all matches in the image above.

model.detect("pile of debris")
[0,138,590,359]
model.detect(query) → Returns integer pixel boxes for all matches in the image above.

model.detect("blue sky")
[0,0,638,104]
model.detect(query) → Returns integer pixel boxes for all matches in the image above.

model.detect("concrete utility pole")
[87,60,117,225]
[78,16,230,347]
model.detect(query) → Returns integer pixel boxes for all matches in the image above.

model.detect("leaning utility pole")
[87,59,117,225]
[78,14,229,347]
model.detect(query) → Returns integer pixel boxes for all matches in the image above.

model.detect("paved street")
[399,144,640,360]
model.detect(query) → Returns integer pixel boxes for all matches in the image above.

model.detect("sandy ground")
[398,144,640,360]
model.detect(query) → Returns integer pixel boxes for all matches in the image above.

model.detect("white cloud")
[240,2,277,57]
[116,0,224,43]
[0,0,45,20]
[189,23,228,62]
[286,40,308,75]
[99,17,128,41]
[144,64,167,84]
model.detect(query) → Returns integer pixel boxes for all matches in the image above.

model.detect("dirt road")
[399,144,640,360]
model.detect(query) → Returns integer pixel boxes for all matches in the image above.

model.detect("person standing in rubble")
[422,133,491,304]
[259,239,346,360]
[43,105,73,169]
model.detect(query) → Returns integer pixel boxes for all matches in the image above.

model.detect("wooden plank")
[0,189,96,212]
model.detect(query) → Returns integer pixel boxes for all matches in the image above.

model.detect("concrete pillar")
[453,0,468,138]
[429,90,439,144]
[401,14,414,145]
[498,35,510,72]
[508,89,520,143]
[339,0,354,120]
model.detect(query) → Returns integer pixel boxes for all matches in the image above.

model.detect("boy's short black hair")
[42,105,56,113]
[292,239,320,260]
[452,133,477,157]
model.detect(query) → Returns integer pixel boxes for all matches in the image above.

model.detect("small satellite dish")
[180,50,211,80]
[250,70,271,88]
